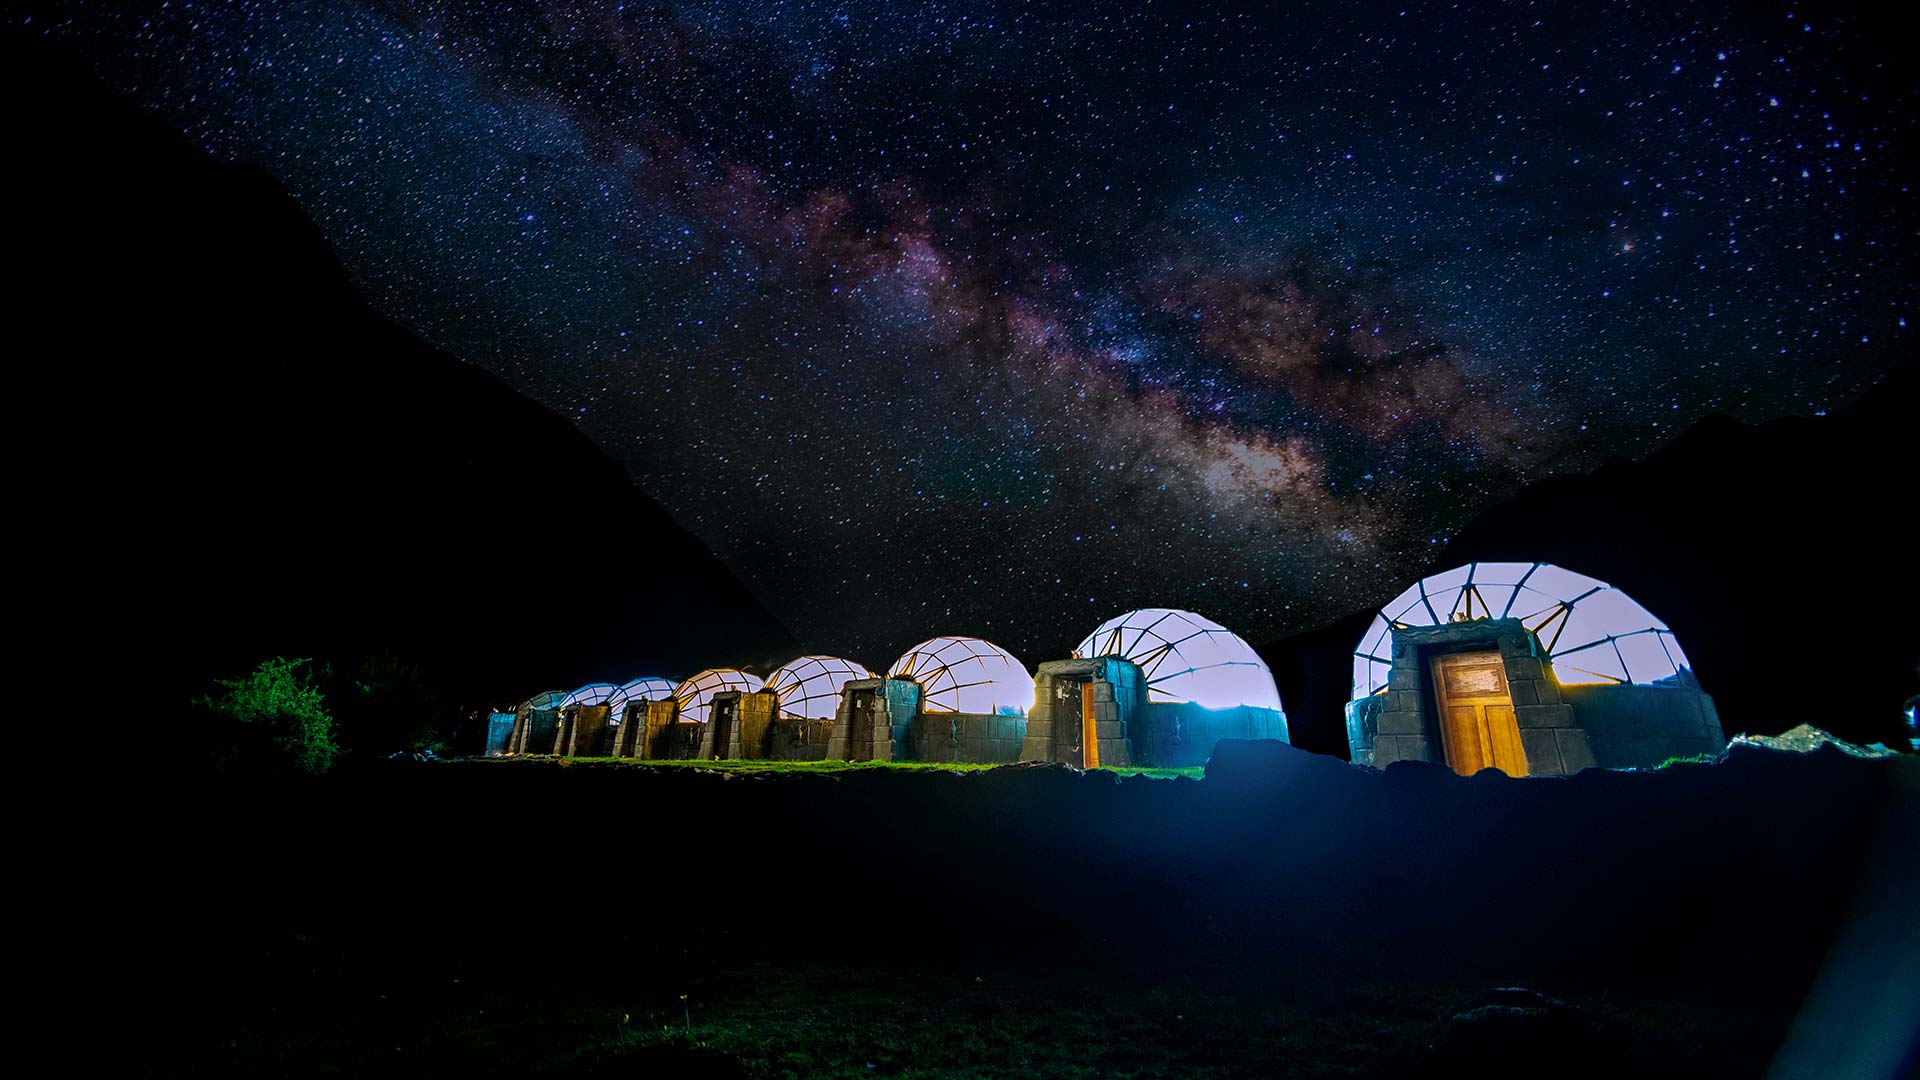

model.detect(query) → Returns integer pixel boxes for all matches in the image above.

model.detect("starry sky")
[31,1,1914,664]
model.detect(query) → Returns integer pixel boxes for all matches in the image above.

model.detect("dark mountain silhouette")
[1265,359,1918,756]
[16,39,799,726]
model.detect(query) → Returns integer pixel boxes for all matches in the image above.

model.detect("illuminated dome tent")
[1023,609,1290,768]
[829,637,1033,764]
[552,682,625,756]
[506,690,568,755]
[606,676,679,758]
[768,656,876,720]
[1347,562,1723,776]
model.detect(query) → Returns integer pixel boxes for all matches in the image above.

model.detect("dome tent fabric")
[767,656,875,720]
[519,690,567,712]
[1074,608,1284,713]
[614,672,683,707]
[560,683,621,709]
[889,637,1033,716]
[674,668,766,724]
[1351,561,1695,701]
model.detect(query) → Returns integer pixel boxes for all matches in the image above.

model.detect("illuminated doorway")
[1430,651,1528,776]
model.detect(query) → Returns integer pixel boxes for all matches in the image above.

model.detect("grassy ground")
[202,954,1778,1078]
[470,755,1207,780]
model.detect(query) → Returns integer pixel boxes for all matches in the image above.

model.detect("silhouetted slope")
[1265,362,1918,755]
[16,39,799,719]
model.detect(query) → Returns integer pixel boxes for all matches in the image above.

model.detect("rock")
[1422,987,1613,1079]
[1730,724,1900,759]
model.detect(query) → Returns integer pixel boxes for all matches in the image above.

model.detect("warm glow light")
[1075,608,1285,713]
[1350,561,1695,700]
[767,656,876,720]
[889,636,1033,716]
[673,668,766,724]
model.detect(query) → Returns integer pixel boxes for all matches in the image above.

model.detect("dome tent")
[1347,561,1722,775]
[553,682,625,756]
[1025,608,1290,768]
[674,669,766,725]
[1075,608,1285,712]
[506,690,570,755]
[826,637,1032,764]
[888,637,1034,716]
[767,656,876,720]
[1352,561,1696,703]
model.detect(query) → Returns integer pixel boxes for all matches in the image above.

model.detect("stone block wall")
[555,705,612,757]
[1139,703,1288,768]
[508,708,561,755]
[633,699,701,760]
[1559,683,1726,768]
[484,711,517,756]
[767,718,835,761]
[910,712,1029,763]
[715,690,781,759]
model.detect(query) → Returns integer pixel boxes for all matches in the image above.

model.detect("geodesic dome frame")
[607,676,677,722]
[519,690,567,712]
[560,683,621,709]
[1352,561,1696,701]
[673,668,766,724]
[767,656,875,720]
[1075,608,1285,712]
[889,636,1033,716]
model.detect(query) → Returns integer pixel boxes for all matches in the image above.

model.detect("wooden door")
[1429,652,1528,777]
[1080,682,1100,768]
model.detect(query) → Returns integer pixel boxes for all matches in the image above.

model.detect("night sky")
[31,2,1914,664]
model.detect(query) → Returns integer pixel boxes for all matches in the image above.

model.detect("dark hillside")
[14,39,799,727]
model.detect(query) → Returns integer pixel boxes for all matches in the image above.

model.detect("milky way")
[31,1,1913,663]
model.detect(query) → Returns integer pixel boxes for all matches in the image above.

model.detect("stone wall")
[508,707,561,755]
[911,712,1028,763]
[767,718,835,761]
[484,711,516,756]
[629,699,704,760]
[1137,703,1289,768]
[1560,682,1725,768]
[554,704,612,757]
[717,690,782,759]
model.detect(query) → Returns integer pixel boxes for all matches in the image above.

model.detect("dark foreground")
[120,743,1917,1077]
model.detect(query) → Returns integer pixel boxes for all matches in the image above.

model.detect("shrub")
[202,657,340,774]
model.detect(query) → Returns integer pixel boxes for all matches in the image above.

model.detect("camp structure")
[829,637,1032,763]
[1022,608,1290,768]
[611,668,765,760]
[548,683,624,756]
[753,656,876,760]
[1347,561,1724,775]
[606,676,679,757]
[505,690,568,754]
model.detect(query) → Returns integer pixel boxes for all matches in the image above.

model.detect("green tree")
[202,657,340,774]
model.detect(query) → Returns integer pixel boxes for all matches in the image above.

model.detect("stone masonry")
[1021,657,1140,767]
[1354,617,1596,775]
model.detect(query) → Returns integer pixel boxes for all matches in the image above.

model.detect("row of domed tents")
[491,562,1726,774]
